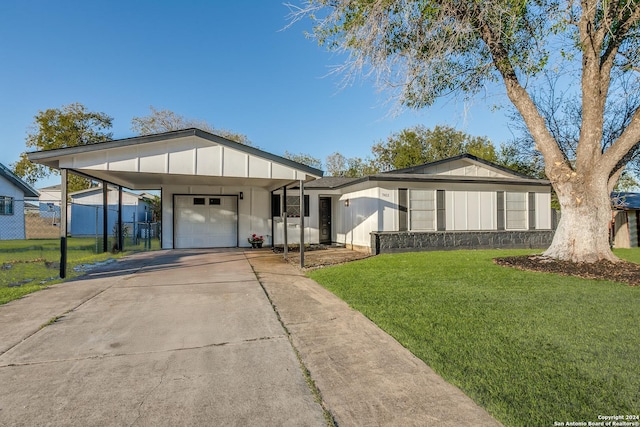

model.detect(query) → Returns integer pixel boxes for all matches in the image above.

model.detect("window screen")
[505,192,527,229]
[409,190,435,230]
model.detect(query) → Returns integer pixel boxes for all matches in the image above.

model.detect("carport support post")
[283,186,288,260]
[299,180,304,268]
[102,182,108,253]
[59,169,68,279]
[118,186,124,251]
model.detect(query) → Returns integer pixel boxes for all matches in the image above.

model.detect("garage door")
[174,195,237,248]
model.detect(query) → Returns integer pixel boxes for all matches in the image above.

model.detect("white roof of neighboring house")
[39,184,61,191]
[69,186,149,200]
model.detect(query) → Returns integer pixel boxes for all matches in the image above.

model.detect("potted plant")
[248,234,264,248]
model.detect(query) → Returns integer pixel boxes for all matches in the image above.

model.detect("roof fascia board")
[385,153,536,180]
[369,174,550,186]
[326,174,550,190]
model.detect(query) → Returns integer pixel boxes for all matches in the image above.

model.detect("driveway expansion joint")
[0,335,288,368]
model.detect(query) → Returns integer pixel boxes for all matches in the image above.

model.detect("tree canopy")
[12,103,113,192]
[283,151,323,170]
[131,106,252,145]
[324,151,379,177]
[294,0,640,263]
[372,125,497,171]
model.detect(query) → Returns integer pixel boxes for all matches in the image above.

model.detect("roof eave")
[384,153,539,180]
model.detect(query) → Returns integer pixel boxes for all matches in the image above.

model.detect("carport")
[27,128,323,276]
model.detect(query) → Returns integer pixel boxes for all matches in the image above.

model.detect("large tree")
[292,0,640,263]
[372,125,498,171]
[12,103,113,192]
[131,106,252,145]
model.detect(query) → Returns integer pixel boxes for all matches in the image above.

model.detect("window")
[193,197,205,205]
[505,192,527,229]
[272,194,281,217]
[0,196,13,215]
[285,195,310,217]
[409,190,435,230]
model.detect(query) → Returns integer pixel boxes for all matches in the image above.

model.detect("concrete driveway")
[1,249,502,427]
[0,250,326,426]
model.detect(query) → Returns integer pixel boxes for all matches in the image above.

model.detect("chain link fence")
[1,192,160,254]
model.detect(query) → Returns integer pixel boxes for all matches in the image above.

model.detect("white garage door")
[174,195,237,248]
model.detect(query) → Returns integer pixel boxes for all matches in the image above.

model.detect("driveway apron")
[0,249,326,427]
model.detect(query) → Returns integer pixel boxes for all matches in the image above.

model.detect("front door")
[319,197,332,244]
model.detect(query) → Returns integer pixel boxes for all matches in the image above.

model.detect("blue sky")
[0,1,516,188]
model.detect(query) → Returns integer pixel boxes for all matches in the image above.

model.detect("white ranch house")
[28,129,554,255]
[287,154,554,254]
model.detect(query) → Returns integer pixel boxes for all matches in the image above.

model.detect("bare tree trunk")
[544,179,617,263]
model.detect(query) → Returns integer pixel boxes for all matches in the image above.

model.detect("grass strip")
[0,237,161,305]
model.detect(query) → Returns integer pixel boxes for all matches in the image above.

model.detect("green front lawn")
[308,249,640,427]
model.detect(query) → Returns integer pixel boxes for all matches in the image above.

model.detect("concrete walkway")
[246,250,502,427]
[0,249,502,426]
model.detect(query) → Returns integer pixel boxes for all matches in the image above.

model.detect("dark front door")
[319,197,332,244]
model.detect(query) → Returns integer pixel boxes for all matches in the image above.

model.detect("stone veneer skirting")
[370,230,555,255]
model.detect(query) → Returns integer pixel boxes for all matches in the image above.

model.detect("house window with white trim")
[0,196,14,215]
[409,190,436,230]
[505,192,527,229]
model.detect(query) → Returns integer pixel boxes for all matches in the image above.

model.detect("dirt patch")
[276,246,371,270]
[494,255,640,286]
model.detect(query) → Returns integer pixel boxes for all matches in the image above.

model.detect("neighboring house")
[611,192,640,248]
[276,154,554,253]
[69,187,152,237]
[38,184,62,220]
[0,163,39,240]
[68,187,150,237]
[27,129,553,252]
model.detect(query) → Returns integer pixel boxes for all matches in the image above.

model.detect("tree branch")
[477,22,571,181]
[601,106,640,173]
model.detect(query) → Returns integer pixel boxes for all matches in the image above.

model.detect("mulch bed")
[494,255,640,286]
